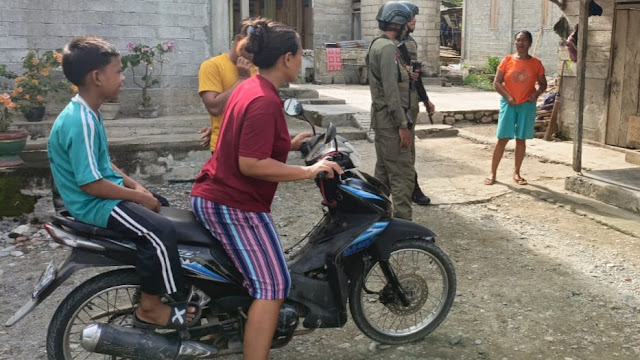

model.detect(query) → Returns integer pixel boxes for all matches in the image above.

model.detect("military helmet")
[376,1,412,27]
[398,1,419,16]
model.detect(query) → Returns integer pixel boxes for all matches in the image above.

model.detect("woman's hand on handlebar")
[306,158,344,179]
[290,132,314,151]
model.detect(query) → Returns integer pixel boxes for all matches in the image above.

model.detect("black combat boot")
[412,173,431,206]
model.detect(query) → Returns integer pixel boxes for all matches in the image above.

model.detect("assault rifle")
[397,41,434,124]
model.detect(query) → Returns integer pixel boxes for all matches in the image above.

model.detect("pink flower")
[126,42,136,52]
[162,40,175,52]
[141,47,151,53]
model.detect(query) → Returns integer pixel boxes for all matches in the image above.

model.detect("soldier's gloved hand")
[399,128,411,148]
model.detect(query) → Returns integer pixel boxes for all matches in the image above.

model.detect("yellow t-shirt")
[198,53,257,152]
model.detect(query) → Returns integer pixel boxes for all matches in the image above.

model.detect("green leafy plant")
[486,56,500,74]
[121,41,175,108]
[463,73,495,91]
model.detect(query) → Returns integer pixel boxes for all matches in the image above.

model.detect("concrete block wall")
[314,48,368,84]
[0,0,213,117]
[463,0,563,75]
[360,0,440,76]
[312,0,353,46]
[556,0,614,143]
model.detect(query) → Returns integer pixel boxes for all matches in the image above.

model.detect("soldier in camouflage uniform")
[398,1,435,206]
[366,2,415,220]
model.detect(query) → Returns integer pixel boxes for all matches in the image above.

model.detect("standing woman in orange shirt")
[485,31,547,186]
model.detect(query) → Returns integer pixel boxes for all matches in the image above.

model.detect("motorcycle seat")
[160,207,219,247]
[50,214,138,240]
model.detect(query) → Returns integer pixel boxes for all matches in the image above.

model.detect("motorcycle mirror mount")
[284,98,316,135]
[325,123,340,151]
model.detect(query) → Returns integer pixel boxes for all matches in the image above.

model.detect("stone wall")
[360,0,440,76]
[417,109,499,125]
[312,0,353,46]
[556,0,614,143]
[462,0,564,75]
[0,0,213,117]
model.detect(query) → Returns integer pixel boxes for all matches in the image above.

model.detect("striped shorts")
[190,196,291,300]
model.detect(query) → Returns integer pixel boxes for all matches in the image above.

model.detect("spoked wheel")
[46,269,142,360]
[349,239,456,344]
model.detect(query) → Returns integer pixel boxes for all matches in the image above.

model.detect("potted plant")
[100,99,120,120]
[11,50,69,122]
[121,41,175,118]
[0,72,27,167]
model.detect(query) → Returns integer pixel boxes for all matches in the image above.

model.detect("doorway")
[606,3,640,147]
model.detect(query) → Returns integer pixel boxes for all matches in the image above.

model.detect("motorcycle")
[5,98,456,360]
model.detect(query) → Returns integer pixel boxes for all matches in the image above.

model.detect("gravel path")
[1,136,639,360]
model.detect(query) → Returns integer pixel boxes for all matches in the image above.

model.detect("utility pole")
[573,0,589,173]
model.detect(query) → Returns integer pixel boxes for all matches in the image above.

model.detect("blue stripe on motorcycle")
[181,260,231,283]
[339,185,384,201]
[343,221,389,256]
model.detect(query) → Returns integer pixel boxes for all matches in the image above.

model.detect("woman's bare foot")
[484,174,496,185]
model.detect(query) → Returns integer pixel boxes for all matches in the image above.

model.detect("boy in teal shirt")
[48,37,197,330]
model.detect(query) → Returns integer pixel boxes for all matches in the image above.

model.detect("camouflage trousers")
[373,126,416,220]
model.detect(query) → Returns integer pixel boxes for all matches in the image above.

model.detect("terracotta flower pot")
[0,130,28,167]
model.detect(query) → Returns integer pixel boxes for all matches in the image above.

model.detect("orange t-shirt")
[498,55,545,105]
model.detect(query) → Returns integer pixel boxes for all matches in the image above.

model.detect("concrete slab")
[414,124,458,139]
[627,151,640,166]
[289,83,501,113]
[302,104,361,127]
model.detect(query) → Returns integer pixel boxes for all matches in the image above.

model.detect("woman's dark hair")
[235,16,266,37]
[239,20,299,69]
[515,30,533,43]
[62,36,120,86]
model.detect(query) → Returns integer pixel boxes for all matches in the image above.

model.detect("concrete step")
[298,96,346,105]
[279,87,319,99]
[565,170,640,214]
[13,114,210,140]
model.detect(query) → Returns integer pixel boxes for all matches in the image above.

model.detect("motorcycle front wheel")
[349,238,456,345]
[46,268,141,360]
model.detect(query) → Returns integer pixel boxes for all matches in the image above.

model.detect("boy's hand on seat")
[133,183,153,196]
[139,193,162,213]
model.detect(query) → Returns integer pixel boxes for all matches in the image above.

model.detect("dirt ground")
[1,133,640,360]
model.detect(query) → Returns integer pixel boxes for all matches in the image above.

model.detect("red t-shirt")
[191,75,291,213]
[498,55,545,105]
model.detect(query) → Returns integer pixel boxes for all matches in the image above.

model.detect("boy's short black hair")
[62,37,120,86]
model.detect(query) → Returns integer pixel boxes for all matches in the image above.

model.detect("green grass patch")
[463,74,495,91]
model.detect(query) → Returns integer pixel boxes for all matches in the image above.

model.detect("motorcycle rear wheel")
[349,238,456,345]
[46,268,141,360]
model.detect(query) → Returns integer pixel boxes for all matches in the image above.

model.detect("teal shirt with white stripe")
[47,95,123,227]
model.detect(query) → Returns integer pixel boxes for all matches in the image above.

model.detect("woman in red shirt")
[485,31,547,186]
[190,20,342,360]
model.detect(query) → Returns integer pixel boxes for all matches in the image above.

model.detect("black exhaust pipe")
[81,323,217,359]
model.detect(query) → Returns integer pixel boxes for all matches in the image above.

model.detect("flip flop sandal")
[484,177,496,185]
[513,176,528,185]
[133,301,202,331]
